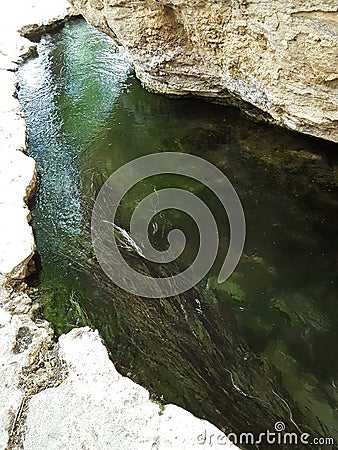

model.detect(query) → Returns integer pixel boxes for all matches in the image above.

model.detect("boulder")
[70,0,338,142]
[24,327,236,450]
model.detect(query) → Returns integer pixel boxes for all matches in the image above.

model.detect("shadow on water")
[18,18,338,448]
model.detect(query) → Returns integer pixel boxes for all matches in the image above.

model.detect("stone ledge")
[23,328,235,450]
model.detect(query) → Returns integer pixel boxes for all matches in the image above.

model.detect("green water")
[18,19,338,448]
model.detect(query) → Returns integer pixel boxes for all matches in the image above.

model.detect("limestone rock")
[0,284,53,450]
[71,0,338,142]
[0,72,27,152]
[0,131,37,279]
[0,151,37,204]
[24,328,237,450]
[0,205,36,279]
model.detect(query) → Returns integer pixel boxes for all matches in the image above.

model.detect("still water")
[18,18,338,448]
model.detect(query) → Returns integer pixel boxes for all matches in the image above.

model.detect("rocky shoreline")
[70,0,338,143]
[0,1,236,448]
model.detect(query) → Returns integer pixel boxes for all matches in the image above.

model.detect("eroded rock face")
[0,70,37,280]
[70,0,338,142]
[0,282,54,450]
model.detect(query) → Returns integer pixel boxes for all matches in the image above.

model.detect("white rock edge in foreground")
[24,328,237,450]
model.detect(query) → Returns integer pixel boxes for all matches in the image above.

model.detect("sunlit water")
[18,19,338,448]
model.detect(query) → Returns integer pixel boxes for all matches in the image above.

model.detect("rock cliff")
[70,0,338,142]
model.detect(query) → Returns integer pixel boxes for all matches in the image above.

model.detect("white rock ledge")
[0,1,239,449]
[24,328,236,450]
[0,283,53,450]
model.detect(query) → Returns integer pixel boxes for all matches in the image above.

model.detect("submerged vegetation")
[18,18,338,448]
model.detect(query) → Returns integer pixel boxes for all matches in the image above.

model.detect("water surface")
[18,18,338,448]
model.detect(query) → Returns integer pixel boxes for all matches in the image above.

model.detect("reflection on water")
[18,19,338,448]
